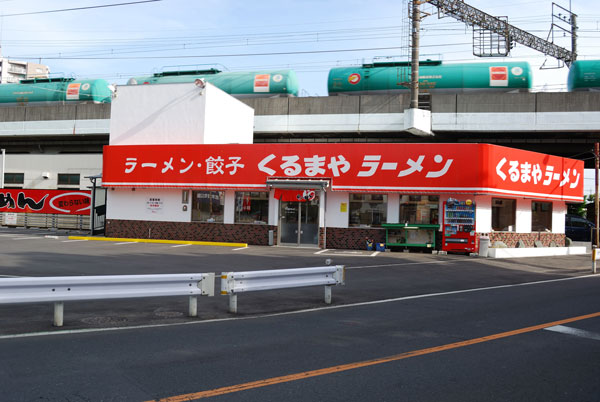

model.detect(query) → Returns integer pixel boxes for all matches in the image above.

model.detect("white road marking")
[62,239,88,243]
[314,249,329,254]
[1,274,597,340]
[544,325,600,341]
[370,251,380,257]
[232,247,247,251]
[347,259,473,270]
[171,244,192,248]
[114,242,139,245]
[44,235,60,239]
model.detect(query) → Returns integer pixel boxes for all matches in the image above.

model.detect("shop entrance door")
[279,195,320,246]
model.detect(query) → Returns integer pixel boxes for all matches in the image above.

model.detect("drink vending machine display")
[442,199,477,253]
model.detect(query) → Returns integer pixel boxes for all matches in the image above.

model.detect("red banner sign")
[102,143,583,201]
[274,189,317,202]
[0,189,92,215]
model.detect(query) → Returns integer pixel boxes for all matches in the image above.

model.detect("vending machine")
[442,199,477,253]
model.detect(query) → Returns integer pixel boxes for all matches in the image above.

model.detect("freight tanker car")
[0,78,113,104]
[127,69,299,98]
[568,60,600,91]
[328,60,532,95]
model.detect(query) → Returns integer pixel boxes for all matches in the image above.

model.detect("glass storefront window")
[235,191,269,224]
[349,194,387,227]
[192,191,224,222]
[399,195,439,224]
[492,198,516,231]
[532,201,552,231]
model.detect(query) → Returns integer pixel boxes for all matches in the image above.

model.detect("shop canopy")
[102,143,583,202]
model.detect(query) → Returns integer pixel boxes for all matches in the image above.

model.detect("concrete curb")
[68,236,248,248]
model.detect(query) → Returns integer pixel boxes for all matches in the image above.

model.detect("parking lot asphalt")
[0,226,595,336]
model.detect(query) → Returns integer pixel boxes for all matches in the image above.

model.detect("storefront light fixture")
[266,178,330,190]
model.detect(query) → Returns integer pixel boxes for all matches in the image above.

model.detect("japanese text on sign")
[123,154,454,179]
[496,157,580,188]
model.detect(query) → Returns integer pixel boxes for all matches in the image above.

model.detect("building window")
[4,172,24,187]
[532,201,552,231]
[349,194,387,227]
[235,191,269,224]
[192,191,224,223]
[57,173,80,186]
[492,198,516,231]
[399,195,439,224]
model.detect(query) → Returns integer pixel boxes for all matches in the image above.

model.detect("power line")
[14,43,471,61]
[0,0,161,17]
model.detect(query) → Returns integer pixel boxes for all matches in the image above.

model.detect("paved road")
[0,227,592,335]
[2,272,599,401]
[1,227,599,401]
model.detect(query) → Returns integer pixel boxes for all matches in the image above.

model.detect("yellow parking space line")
[67,236,247,248]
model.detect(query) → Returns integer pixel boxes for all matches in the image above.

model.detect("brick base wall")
[322,227,386,250]
[479,232,566,248]
[105,219,277,246]
[105,220,567,250]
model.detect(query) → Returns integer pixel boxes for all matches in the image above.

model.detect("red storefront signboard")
[0,189,92,215]
[102,143,583,202]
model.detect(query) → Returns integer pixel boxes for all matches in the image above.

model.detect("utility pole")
[571,13,577,61]
[410,0,421,109]
[1,148,5,189]
[594,143,599,273]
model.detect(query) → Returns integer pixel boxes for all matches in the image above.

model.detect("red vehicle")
[442,199,477,253]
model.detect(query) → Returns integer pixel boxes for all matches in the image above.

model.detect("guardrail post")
[229,294,238,314]
[53,302,64,327]
[188,296,198,317]
[324,285,332,304]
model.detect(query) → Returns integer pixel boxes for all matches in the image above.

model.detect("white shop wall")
[4,153,102,189]
[470,195,567,234]
[224,190,235,224]
[516,198,532,233]
[106,188,189,222]
[552,202,567,234]
[474,196,492,233]
[268,191,278,226]
[325,192,349,228]
[104,189,570,234]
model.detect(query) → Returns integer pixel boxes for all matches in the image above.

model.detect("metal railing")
[0,273,215,326]
[1,212,90,230]
[221,266,345,313]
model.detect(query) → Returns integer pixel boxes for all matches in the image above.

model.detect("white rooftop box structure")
[109,81,254,145]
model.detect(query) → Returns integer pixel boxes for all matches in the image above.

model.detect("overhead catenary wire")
[0,1,595,91]
[0,0,161,18]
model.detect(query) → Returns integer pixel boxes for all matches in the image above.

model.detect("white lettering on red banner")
[102,143,584,202]
[495,157,580,188]
[120,153,454,180]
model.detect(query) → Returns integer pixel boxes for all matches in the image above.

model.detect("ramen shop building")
[102,82,583,251]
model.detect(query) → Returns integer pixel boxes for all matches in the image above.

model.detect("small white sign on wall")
[4,213,17,225]
[146,197,163,214]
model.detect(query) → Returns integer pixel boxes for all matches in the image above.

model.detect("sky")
[0,0,597,94]
[0,0,598,193]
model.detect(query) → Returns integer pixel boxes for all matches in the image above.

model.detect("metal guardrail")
[0,273,215,327]
[220,265,345,313]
